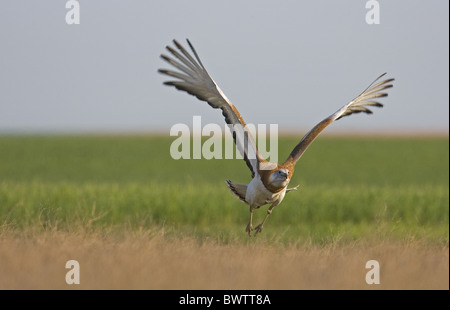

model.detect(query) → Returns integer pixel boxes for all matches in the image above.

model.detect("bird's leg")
[245,205,255,236]
[254,204,275,236]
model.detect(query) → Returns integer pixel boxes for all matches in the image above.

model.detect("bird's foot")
[254,224,263,236]
[245,223,253,236]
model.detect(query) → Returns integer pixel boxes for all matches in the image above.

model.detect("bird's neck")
[259,165,294,194]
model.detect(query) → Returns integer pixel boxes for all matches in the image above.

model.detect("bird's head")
[268,168,290,189]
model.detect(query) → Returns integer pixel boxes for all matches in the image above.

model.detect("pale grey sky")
[0,0,448,134]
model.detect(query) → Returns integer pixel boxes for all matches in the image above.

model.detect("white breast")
[245,176,287,208]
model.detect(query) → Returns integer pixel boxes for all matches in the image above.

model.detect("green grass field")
[0,135,448,245]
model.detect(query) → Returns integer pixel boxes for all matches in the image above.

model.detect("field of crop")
[0,135,448,289]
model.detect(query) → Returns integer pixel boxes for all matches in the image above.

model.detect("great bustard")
[159,39,394,236]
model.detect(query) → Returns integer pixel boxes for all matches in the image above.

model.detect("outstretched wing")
[158,39,263,178]
[286,73,394,164]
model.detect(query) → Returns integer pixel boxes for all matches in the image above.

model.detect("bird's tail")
[225,180,248,204]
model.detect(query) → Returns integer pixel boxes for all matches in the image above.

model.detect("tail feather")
[225,180,248,204]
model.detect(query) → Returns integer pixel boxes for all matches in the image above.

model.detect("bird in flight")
[158,39,394,236]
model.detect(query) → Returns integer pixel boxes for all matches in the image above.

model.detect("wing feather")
[286,73,394,164]
[159,39,263,177]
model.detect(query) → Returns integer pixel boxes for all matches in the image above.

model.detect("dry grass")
[0,228,448,290]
